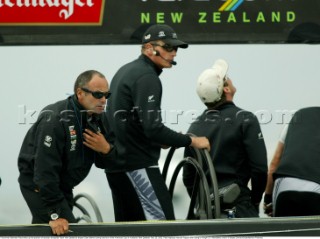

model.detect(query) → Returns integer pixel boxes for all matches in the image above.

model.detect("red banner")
[0,0,105,25]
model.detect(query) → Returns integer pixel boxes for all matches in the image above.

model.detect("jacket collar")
[139,54,163,76]
[206,101,235,112]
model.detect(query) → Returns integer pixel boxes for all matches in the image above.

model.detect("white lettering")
[87,0,93,6]
[5,0,14,7]
[60,0,74,19]
[0,0,95,19]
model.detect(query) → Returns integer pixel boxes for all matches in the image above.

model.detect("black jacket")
[183,102,268,204]
[18,95,112,214]
[105,54,192,172]
[274,107,320,184]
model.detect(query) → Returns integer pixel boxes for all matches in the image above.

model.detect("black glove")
[263,194,273,216]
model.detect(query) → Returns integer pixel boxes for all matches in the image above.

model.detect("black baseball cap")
[142,24,188,48]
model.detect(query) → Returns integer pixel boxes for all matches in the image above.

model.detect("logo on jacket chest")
[44,135,52,147]
[69,125,77,151]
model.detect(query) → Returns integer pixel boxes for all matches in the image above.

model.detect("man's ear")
[223,85,230,94]
[76,88,82,98]
[146,43,154,55]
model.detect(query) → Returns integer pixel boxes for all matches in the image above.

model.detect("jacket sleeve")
[33,112,67,213]
[95,145,117,169]
[241,112,268,204]
[94,113,118,169]
[132,73,191,147]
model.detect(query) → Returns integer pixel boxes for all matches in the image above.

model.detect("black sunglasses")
[81,87,111,99]
[151,43,178,52]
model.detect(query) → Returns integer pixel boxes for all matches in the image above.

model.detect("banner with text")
[0,0,319,45]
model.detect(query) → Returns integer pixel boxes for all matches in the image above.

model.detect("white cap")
[196,59,229,104]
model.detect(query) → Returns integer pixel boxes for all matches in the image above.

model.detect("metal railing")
[74,193,103,223]
[162,145,221,219]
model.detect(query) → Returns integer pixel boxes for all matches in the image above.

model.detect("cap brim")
[212,59,228,78]
[163,39,189,48]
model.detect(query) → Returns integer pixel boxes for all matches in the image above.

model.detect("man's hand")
[263,193,273,216]
[190,136,210,151]
[49,218,70,236]
[83,129,111,154]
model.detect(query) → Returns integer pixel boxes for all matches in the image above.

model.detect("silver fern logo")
[127,169,166,220]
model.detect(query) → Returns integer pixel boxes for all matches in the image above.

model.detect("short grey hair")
[74,70,105,94]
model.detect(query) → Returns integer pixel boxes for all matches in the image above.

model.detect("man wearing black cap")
[104,24,210,221]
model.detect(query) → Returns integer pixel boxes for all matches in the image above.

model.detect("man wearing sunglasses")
[18,70,114,235]
[105,24,210,222]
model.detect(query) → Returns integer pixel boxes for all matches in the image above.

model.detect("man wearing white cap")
[183,59,268,218]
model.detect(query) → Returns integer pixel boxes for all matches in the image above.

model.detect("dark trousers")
[275,191,320,217]
[233,197,259,218]
[106,167,175,222]
[221,188,259,218]
[20,185,77,223]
